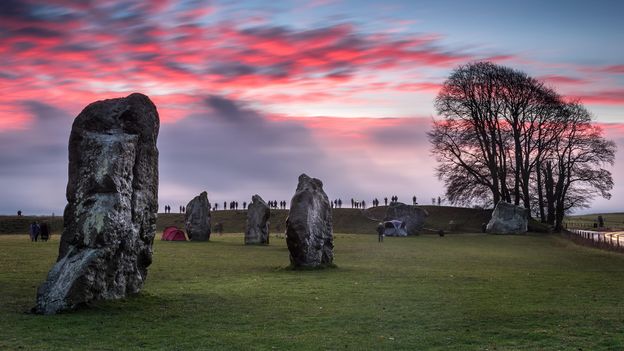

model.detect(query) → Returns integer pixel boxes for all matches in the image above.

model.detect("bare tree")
[430,62,615,229]
[543,102,615,229]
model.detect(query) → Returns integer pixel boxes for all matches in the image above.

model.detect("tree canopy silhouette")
[429,61,615,230]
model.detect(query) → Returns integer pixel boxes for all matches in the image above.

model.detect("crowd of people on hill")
[161,194,427,214]
[20,193,429,242]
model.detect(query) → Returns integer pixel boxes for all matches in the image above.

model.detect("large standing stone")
[245,195,270,245]
[383,202,428,235]
[486,201,528,234]
[286,174,334,268]
[185,191,211,241]
[33,93,159,315]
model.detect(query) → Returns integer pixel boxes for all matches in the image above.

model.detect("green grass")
[2,233,624,350]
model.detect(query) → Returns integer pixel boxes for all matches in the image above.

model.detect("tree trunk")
[536,159,546,222]
[545,161,556,225]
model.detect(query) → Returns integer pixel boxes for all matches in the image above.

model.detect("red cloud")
[539,74,587,86]
[566,89,624,106]
[601,65,624,74]
[0,0,620,133]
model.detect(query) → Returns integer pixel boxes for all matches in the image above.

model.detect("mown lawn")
[1,233,624,350]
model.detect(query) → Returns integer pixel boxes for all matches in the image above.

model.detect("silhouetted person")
[362,200,366,209]
[40,222,50,242]
[338,199,342,208]
[29,221,40,242]
[179,206,183,213]
[377,222,384,242]
[413,196,417,205]
[384,197,388,206]
[598,215,605,228]
[17,210,22,216]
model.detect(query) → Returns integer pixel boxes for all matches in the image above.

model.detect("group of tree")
[429,61,615,230]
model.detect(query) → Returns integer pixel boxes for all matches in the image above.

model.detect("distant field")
[2,233,624,350]
[565,212,624,230]
[0,205,492,235]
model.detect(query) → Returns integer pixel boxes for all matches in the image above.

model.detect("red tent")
[161,226,187,241]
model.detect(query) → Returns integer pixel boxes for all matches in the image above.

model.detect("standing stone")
[286,174,334,268]
[384,202,428,235]
[185,191,211,241]
[486,201,528,234]
[33,93,159,315]
[245,195,270,245]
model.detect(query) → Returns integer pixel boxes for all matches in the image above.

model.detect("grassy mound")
[0,205,491,235]
[2,234,624,349]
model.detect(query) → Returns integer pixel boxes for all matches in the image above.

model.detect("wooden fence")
[562,229,624,253]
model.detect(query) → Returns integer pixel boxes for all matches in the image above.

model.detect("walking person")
[377,222,384,243]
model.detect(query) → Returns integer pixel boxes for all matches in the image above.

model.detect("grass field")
[2,233,624,350]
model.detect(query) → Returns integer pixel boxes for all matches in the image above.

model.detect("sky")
[0,0,623,215]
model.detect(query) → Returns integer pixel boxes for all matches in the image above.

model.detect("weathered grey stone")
[185,191,211,241]
[486,201,528,234]
[383,202,428,235]
[33,93,159,315]
[383,220,408,236]
[245,195,270,245]
[286,174,334,268]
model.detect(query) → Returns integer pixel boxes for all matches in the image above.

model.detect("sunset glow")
[1,0,623,214]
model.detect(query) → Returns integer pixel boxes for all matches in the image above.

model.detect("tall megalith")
[33,93,159,314]
[286,174,334,268]
[185,191,211,241]
[245,195,270,245]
